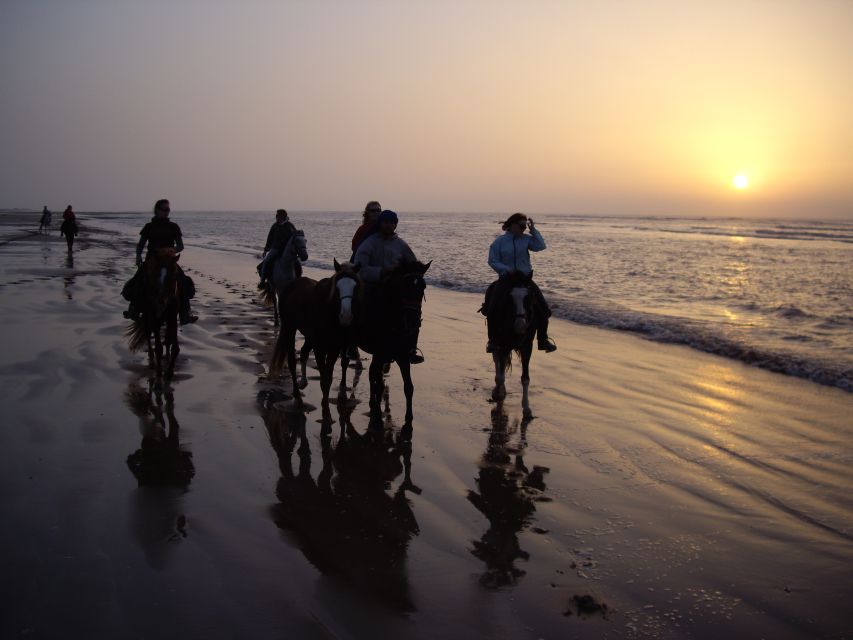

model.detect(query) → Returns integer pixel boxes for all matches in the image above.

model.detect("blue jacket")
[488,228,546,277]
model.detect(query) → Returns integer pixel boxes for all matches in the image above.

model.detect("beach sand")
[1,213,852,639]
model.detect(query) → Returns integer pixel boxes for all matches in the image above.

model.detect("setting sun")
[733,175,749,190]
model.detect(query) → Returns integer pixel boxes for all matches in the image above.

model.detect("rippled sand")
[1,213,851,639]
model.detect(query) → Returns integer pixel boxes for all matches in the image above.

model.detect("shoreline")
[1,215,851,639]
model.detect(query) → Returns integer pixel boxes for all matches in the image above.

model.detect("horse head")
[332,258,362,327]
[145,248,180,318]
[507,271,533,336]
[291,230,308,263]
[388,260,430,311]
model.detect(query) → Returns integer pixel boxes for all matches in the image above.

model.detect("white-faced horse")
[262,230,308,326]
[487,272,539,418]
[271,260,362,412]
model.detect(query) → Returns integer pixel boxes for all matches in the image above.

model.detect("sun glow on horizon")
[733,175,750,190]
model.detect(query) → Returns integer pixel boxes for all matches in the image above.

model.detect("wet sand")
[1,212,852,639]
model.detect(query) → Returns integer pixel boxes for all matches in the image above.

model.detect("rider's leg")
[529,282,556,352]
[258,249,279,287]
[177,267,198,325]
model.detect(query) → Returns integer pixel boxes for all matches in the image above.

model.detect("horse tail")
[126,318,149,352]
[270,325,287,375]
[261,284,276,308]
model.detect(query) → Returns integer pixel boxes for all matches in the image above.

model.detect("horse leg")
[318,348,335,404]
[491,352,507,401]
[298,340,310,389]
[273,291,279,327]
[339,346,349,393]
[284,327,302,403]
[368,356,384,419]
[153,324,164,378]
[397,357,414,423]
[520,340,533,418]
[165,313,179,378]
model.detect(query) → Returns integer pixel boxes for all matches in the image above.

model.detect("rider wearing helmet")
[484,212,556,353]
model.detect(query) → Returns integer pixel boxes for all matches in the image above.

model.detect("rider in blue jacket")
[484,212,556,353]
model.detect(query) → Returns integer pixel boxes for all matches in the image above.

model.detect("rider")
[350,200,382,260]
[39,206,52,233]
[484,212,557,354]
[258,208,298,289]
[353,209,425,364]
[122,199,198,325]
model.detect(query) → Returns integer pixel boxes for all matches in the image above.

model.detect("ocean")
[90,210,853,391]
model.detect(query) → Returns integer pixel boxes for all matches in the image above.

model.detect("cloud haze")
[2,0,851,217]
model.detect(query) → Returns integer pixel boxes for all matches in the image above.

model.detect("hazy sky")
[2,0,851,217]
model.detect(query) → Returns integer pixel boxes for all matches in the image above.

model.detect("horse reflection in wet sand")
[468,405,549,588]
[488,272,541,418]
[271,260,361,408]
[126,248,182,379]
[258,390,419,611]
[260,230,308,326]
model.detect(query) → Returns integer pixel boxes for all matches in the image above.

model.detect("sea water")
[91,210,853,391]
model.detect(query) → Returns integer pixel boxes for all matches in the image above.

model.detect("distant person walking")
[60,216,78,252]
[483,213,556,353]
[39,206,52,233]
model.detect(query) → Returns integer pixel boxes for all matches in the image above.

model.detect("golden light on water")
[733,175,750,190]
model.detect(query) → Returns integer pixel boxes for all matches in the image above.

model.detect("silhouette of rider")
[483,213,556,353]
[257,208,298,289]
[122,199,197,324]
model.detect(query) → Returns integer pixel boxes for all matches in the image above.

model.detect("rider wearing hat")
[484,212,556,353]
[353,209,425,364]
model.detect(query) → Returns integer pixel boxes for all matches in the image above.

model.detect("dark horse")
[127,248,181,379]
[487,272,539,418]
[344,261,430,423]
[271,260,362,407]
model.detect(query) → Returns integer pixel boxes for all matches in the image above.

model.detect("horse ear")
[334,258,341,272]
[420,260,432,274]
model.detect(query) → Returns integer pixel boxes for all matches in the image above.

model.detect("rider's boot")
[409,348,425,364]
[123,302,139,320]
[537,334,557,352]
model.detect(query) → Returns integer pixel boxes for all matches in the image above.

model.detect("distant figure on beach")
[38,206,52,233]
[351,200,382,260]
[354,209,425,364]
[63,205,76,222]
[122,199,197,325]
[60,215,78,252]
[483,213,556,353]
[258,208,298,289]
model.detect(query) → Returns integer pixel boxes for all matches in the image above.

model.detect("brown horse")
[487,272,538,418]
[271,260,362,407]
[344,261,430,423]
[127,249,181,379]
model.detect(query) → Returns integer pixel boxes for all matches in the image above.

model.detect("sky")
[1,0,851,217]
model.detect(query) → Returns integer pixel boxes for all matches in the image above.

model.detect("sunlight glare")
[733,175,749,190]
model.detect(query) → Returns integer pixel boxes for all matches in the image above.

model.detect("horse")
[345,261,430,423]
[271,259,362,408]
[126,248,182,379]
[487,272,539,418]
[261,230,308,326]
